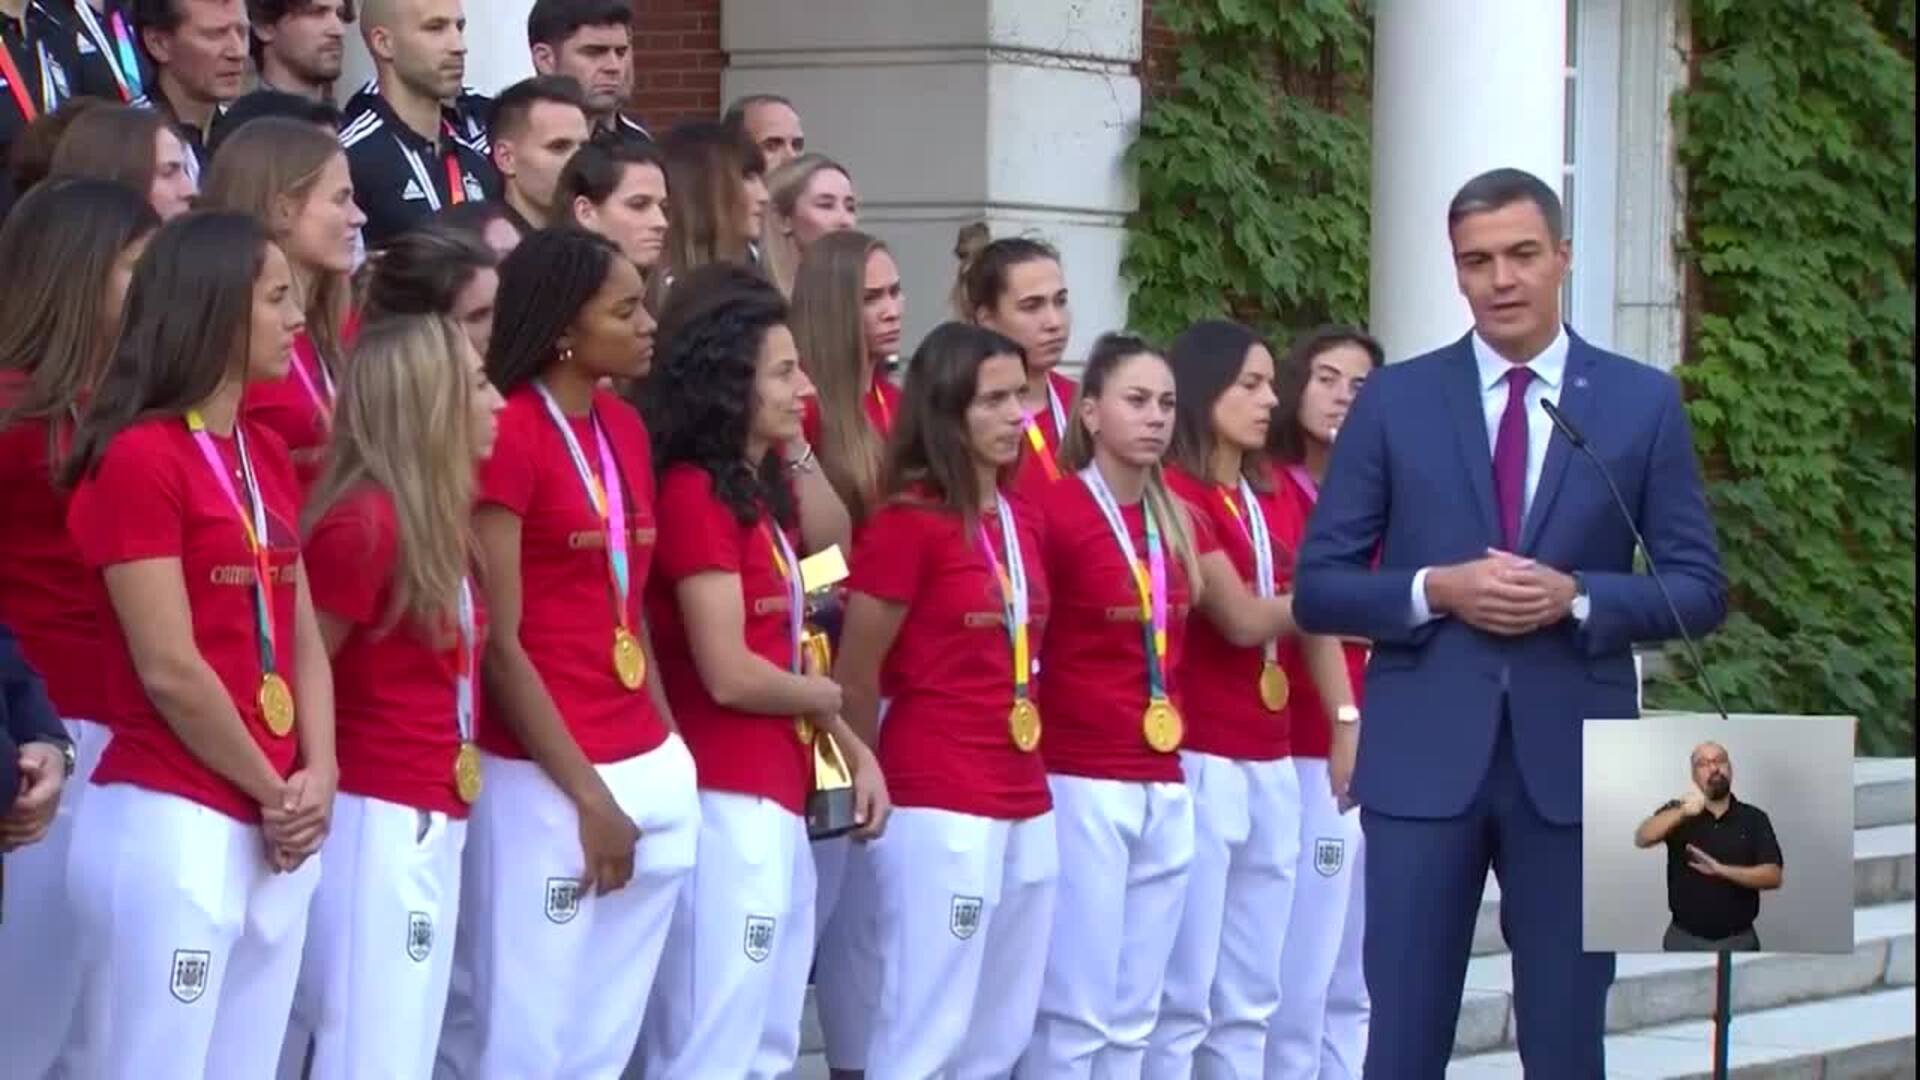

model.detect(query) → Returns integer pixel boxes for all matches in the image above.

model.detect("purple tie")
[1492,367,1534,550]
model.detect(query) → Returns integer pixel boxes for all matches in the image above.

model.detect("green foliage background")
[1122,0,1372,342]
[1661,0,1915,752]
[1125,0,1916,752]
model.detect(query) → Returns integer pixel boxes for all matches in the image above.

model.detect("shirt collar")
[1472,324,1570,394]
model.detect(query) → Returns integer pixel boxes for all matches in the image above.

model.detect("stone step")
[1855,756,1916,830]
[1471,821,1915,957]
[1453,901,1915,1057]
[1447,985,1916,1078]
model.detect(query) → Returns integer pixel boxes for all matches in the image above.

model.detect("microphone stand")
[1539,398,1735,1080]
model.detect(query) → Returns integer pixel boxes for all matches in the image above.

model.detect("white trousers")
[278,793,468,1080]
[866,808,1058,1080]
[434,736,699,1079]
[1321,825,1368,1078]
[0,717,106,1080]
[812,837,882,1070]
[1265,757,1366,1079]
[66,781,319,1080]
[640,791,816,1079]
[1020,776,1194,1080]
[811,697,888,1071]
[1144,754,1300,1080]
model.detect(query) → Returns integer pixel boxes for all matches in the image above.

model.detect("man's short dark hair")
[526,0,629,49]
[488,75,589,144]
[130,0,182,39]
[1447,168,1565,243]
[721,93,793,137]
[208,90,341,155]
[246,0,356,61]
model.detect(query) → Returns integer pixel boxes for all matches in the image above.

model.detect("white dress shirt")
[1410,326,1585,626]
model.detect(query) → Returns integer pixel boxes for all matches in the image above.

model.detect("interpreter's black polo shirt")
[339,86,498,251]
[1660,794,1783,940]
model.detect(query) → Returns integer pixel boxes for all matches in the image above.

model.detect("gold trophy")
[798,546,859,840]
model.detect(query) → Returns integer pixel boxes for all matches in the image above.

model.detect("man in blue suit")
[1293,168,1726,1076]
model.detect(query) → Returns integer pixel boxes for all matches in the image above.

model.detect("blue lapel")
[1440,336,1501,547]
[1519,329,1599,554]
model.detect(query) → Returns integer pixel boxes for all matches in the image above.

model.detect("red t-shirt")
[474,386,667,764]
[67,416,303,821]
[1035,475,1210,783]
[647,464,812,815]
[847,495,1052,820]
[1277,469,1367,758]
[305,485,487,817]
[244,330,336,497]
[0,387,112,721]
[1009,370,1077,505]
[1165,467,1305,760]
[800,377,902,446]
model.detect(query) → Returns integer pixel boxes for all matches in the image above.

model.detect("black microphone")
[1540,397,1730,720]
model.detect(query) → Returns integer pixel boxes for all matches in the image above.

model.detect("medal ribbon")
[533,385,632,639]
[69,1,134,101]
[185,412,279,679]
[453,577,474,743]
[1019,379,1067,483]
[977,498,1031,702]
[288,335,335,427]
[1286,464,1318,502]
[1219,478,1280,669]
[764,519,804,674]
[109,10,141,98]
[869,380,892,432]
[442,121,466,205]
[1079,467,1169,702]
[0,34,49,122]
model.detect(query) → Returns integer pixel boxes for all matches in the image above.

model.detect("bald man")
[338,0,498,247]
[1634,741,1783,951]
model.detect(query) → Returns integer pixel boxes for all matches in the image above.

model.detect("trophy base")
[807,786,859,841]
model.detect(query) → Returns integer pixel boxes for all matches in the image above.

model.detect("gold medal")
[1258,661,1289,712]
[795,717,815,745]
[1143,697,1183,753]
[1009,697,1042,752]
[453,742,483,803]
[612,626,644,691]
[257,673,295,737]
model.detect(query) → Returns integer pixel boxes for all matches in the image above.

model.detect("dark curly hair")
[641,261,795,528]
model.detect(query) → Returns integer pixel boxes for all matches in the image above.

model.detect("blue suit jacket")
[1,623,68,813]
[1293,330,1726,825]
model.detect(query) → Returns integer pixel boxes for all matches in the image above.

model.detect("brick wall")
[1140,0,1178,96]
[629,0,725,132]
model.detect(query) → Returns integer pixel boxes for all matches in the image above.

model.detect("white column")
[338,0,532,101]
[1368,0,1567,363]
[721,0,1142,368]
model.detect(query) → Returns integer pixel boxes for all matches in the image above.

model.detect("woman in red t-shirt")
[953,226,1079,505]
[835,321,1053,1078]
[1146,320,1359,1077]
[0,178,158,1078]
[62,211,331,1078]
[291,315,503,1078]
[635,262,887,1079]
[555,135,670,278]
[443,228,699,1078]
[1263,324,1382,1078]
[791,228,904,528]
[201,118,367,495]
[1026,335,1208,1074]
[359,223,502,359]
[787,227,906,1071]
